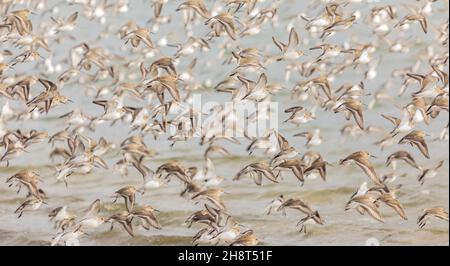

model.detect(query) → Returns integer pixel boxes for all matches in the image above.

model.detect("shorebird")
[171,36,210,58]
[139,175,167,192]
[406,71,443,98]
[240,7,277,37]
[150,0,168,19]
[179,169,205,196]
[378,192,407,220]
[348,182,407,221]
[395,12,428,34]
[342,44,376,67]
[283,106,315,125]
[48,206,76,231]
[230,48,265,74]
[301,3,343,33]
[176,0,210,20]
[271,27,304,61]
[51,225,84,246]
[417,207,449,228]
[240,73,275,102]
[191,158,224,187]
[112,186,140,212]
[294,129,323,148]
[5,169,41,198]
[265,195,285,215]
[51,11,78,33]
[277,197,324,233]
[309,44,343,62]
[246,129,276,155]
[204,144,231,159]
[107,211,135,237]
[341,124,365,139]
[131,205,162,230]
[345,195,384,223]
[205,12,239,40]
[381,112,415,135]
[227,0,258,14]
[418,160,444,185]
[15,196,46,218]
[270,133,299,166]
[191,188,227,210]
[368,5,395,24]
[427,93,449,117]
[145,57,177,78]
[155,161,188,181]
[398,130,430,159]
[229,230,258,246]
[26,78,72,114]
[212,221,241,245]
[303,157,329,182]
[340,151,382,185]
[385,151,420,170]
[301,151,322,166]
[77,199,106,229]
[334,99,365,130]
[192,227,218,245]
[2,9,34,36]
[144,75,181,102]
[234,161,279,186]
[321,15,357,39]
[273,158,305,184]
[185,204,227,231]
[48,206,69,224]
[121,24,154,49]
[295,75,334,100]
[381,172,408,184]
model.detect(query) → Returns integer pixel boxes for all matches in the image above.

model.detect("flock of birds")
[0,0,449,246]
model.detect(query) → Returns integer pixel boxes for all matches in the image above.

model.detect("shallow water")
[0,0,448,246]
